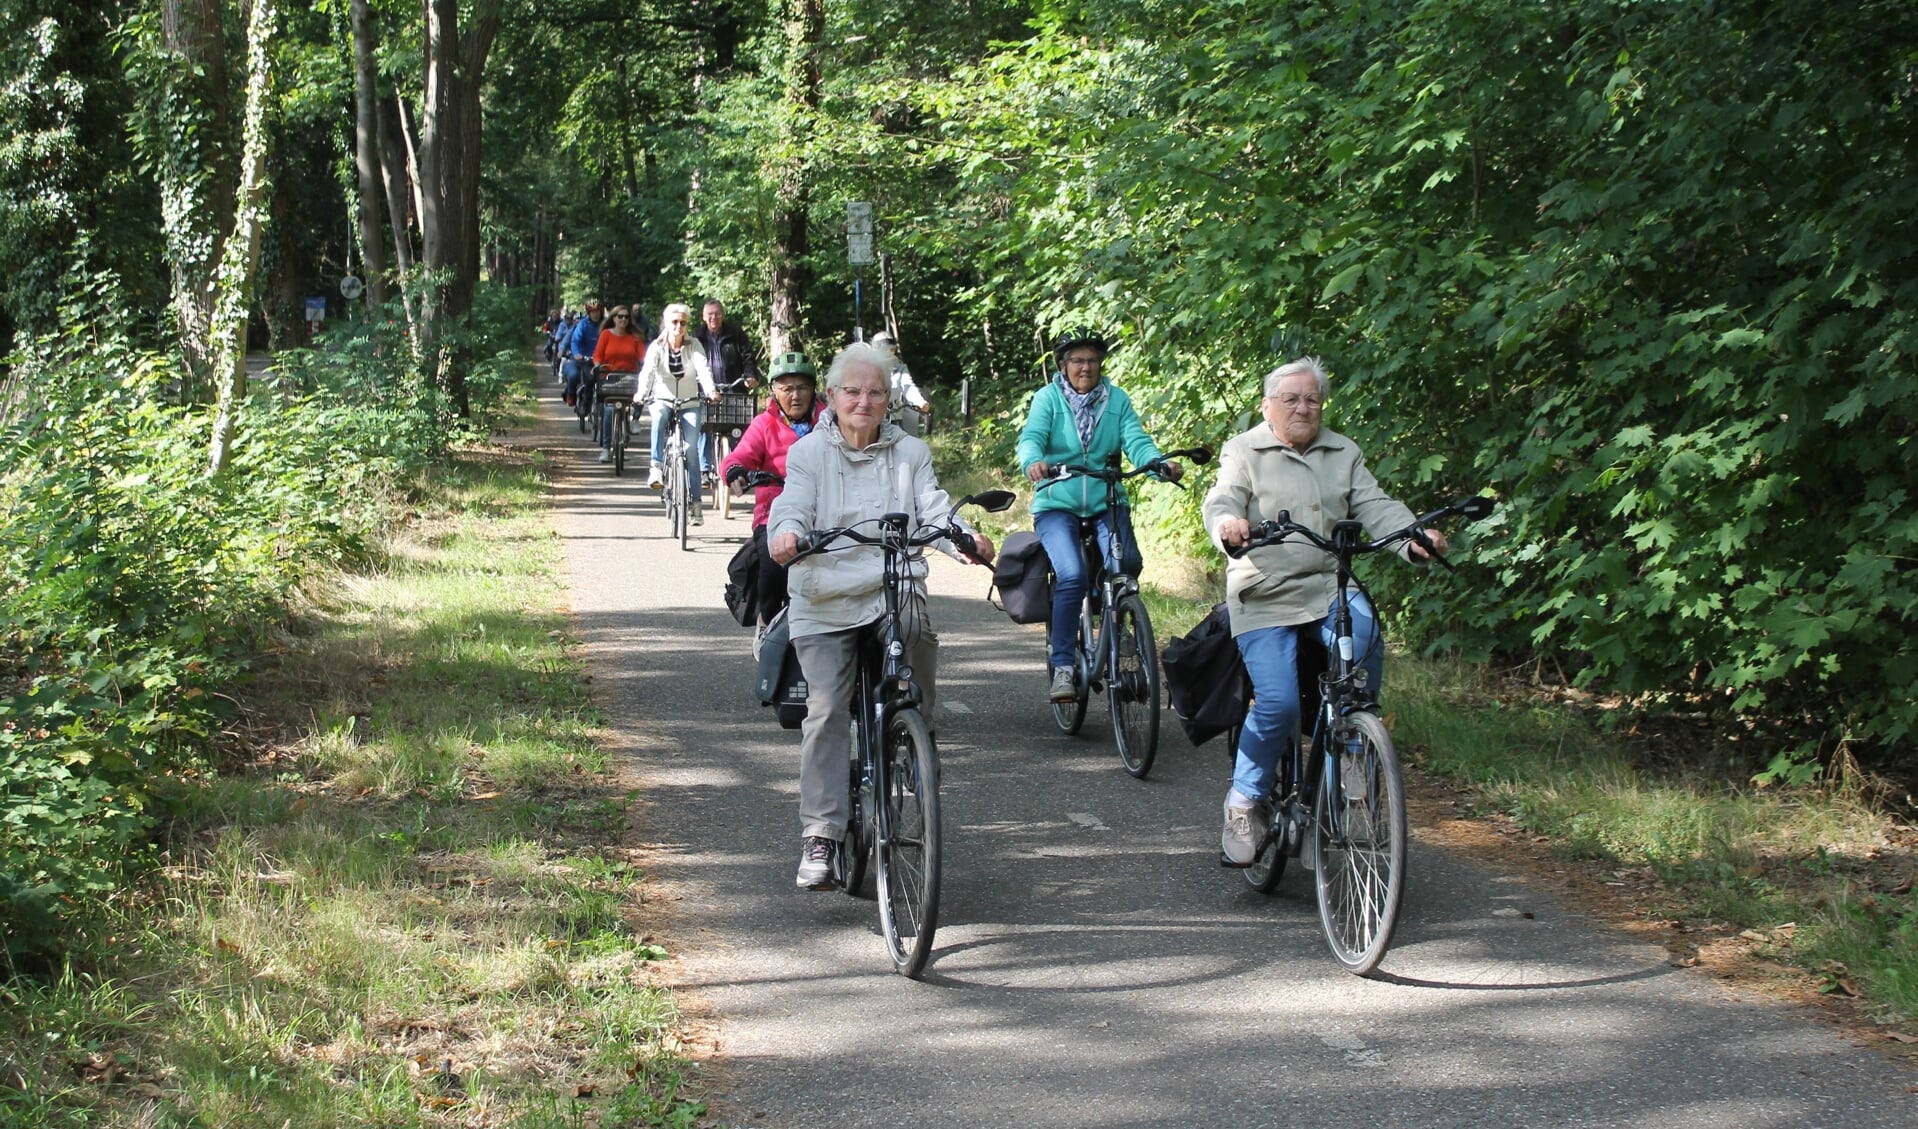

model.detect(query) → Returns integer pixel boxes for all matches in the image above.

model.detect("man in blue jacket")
[1016,328,1184,702]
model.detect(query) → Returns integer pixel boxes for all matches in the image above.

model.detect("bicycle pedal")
[1218,851,1253,870]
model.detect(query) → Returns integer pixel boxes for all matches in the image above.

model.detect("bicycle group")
[544,315,1492,979]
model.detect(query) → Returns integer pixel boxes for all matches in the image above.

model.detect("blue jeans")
[1033,507,1142,672]
[562,357,589,401]
[650,406,705,478]
[1231,590,1383,803]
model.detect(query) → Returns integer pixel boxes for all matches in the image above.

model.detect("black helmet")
[1052,327,1111,366]
[769,351,817,383]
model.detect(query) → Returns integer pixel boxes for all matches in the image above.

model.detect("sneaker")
[1221,796,1259,867]
[1048,666,1076,702]
[796,836,836,889]
[690,506,703,526]
[598,450,610,463]
[751,624,767,660]
[646,467,662,489]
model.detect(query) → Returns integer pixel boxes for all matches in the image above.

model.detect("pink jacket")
[722,401,823,527]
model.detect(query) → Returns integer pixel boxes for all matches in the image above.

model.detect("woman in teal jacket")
[1017,329,1184,702]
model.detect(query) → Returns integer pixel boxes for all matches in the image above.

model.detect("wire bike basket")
[703,389,760,440]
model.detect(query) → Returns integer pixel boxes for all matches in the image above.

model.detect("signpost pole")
[847,201,874,343]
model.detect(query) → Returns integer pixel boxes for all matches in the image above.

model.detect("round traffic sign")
[340,275,365,300]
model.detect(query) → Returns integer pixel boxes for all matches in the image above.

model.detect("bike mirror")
[1459,496,1496,520]
[962,489,1018,514]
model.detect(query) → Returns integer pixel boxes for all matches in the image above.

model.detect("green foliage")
[1,285,524,960]
[863,0,1918,762]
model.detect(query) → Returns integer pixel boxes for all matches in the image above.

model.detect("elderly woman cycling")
[768,342,996,890]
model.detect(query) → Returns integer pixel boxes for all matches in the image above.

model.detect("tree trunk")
[418,0,500,419]
[768,0,823,355]
[155,0,236,400]
[349,0,387,307]
[208,0,277,474]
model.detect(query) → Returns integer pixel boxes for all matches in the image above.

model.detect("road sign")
[339,275,364,300]
[847,201,874,266]
[305,297,326,323]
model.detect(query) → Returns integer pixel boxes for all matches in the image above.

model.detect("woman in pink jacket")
[721,351,823,625]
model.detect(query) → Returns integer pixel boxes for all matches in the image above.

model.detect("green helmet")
[1052,326,1112,367]
[769,351,816,383]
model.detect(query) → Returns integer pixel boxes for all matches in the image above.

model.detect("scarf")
[1058,375,1107,450]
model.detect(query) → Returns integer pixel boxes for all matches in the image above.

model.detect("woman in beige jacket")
[1201,357,1446,867]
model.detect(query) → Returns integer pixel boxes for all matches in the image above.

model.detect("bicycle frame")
[791,490,1014,975]
[1229,493,1494,973]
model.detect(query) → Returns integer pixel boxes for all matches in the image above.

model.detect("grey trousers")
[791,625,939,840]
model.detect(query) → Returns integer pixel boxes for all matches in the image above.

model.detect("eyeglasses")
[1270,393,1324,411]
[1064,355,1103,368]
[614,314,629,320]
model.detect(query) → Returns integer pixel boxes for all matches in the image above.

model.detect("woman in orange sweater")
[593,306,647,462]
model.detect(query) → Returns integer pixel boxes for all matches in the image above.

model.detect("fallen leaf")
[573,1083,597,1098]
[469,791,502,801]
[1886,1032,1918,1044]
[215,938,242,954]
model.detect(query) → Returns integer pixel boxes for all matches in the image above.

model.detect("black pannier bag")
[724,536,760,627]
[1160,602,1251,748]
[754,608,809,729]
[989,530,1053,625]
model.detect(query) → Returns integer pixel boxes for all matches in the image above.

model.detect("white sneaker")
[796,836,836,889]
[598,450,610,463]
[690,506,703,526]
[646,467,662,489]
[1221,796,1259,866]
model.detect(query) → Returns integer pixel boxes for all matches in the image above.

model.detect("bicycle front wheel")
[666,456,685,541]
[612,412,628,475]
[1312,711,1407,976]
[676,450,692,550]
[1108,593,1161,778]
[875,708,941,978]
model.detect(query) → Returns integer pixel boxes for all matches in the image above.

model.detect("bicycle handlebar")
[1037,446,1214,492]
[1224,495,1495,570]
[790,490,1015,567]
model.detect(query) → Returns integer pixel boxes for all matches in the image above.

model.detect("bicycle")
[572,357,598,435]
[1037,447,1212,778]
[703,380,758,521]
[653,395,704,550]
[789,487,1015,977]
[594,365,639,475]
[1225,493,1494,975]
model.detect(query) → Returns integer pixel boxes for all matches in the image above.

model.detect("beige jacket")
[1201,423,1415,635]
[768,415,974,638]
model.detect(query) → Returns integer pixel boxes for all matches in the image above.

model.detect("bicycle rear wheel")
[1312,711,1406,976]
[839,719,873,898]
[712,436,733,519]
[875,708,940,977]
[1050,618,1090,735]
[1108,593,1161,778]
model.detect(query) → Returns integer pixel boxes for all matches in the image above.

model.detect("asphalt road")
[515,371,1914,1128]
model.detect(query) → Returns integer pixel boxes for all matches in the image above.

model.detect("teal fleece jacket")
[1016,376,1165,517]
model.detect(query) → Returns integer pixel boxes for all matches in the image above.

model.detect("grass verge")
[0,447,704,1127]
[1393,658,1918,1031]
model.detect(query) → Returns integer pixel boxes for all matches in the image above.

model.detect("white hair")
[824,342,893,391]
[1263,356,1329,399]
